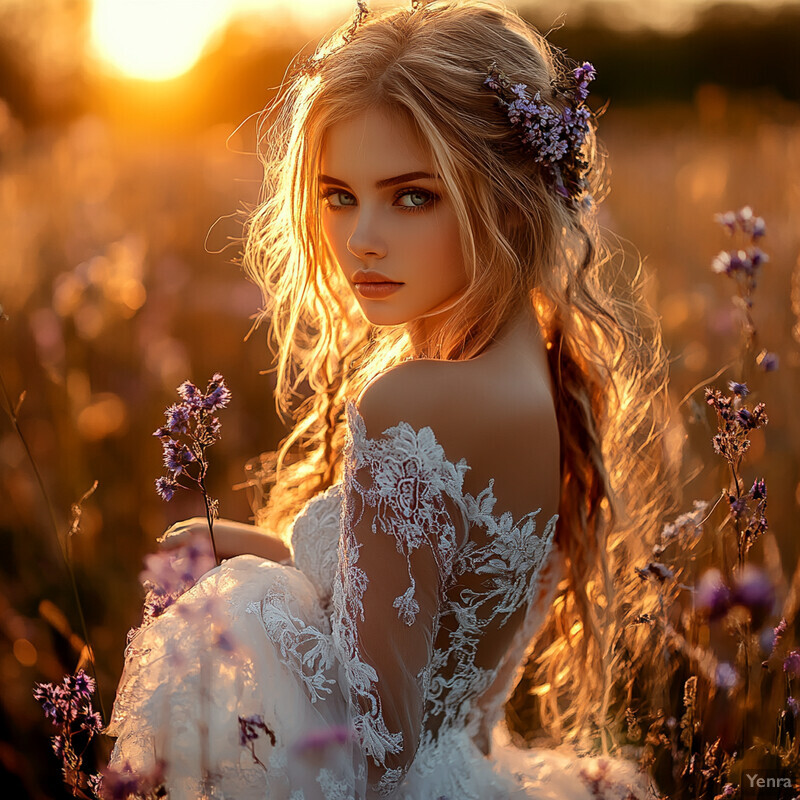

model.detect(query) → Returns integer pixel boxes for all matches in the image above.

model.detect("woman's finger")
[157,520,205,548]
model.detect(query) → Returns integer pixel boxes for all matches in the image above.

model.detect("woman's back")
[327,322,563,790]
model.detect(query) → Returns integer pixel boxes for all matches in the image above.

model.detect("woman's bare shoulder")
[356,357,560,519]
[356,358,556,470]
[355,358,473,435]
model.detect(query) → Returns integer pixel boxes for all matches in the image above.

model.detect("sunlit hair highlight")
[240,0,676,752]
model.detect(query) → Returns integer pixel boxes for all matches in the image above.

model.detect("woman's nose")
[346,213,387,259]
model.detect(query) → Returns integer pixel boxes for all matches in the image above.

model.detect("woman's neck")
[406,302,543,364]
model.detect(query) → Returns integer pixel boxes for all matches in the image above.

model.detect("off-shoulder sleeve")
[331,400,469,797]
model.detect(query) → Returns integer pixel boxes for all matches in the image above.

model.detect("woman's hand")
[157,517,210,550]
[157,517,292,564]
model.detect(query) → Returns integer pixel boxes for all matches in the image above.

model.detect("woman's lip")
[354,281,404,299]
[351,269,398,283]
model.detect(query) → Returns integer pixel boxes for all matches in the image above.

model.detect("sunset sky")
[87,0,797,81]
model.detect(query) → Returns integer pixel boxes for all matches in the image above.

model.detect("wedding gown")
[107,399,654,800]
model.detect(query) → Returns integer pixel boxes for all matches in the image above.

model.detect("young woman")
[108,1,672,797]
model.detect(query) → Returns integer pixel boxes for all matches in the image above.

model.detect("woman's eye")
[395,189,434,210]
[322,190,356,210]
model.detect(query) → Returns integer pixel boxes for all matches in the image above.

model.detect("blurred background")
[1,0,799,795]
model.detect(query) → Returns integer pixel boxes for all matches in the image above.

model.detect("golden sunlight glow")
[89,0,230,81]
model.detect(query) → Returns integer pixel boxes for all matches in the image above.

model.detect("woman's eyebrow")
[318,171,440,189]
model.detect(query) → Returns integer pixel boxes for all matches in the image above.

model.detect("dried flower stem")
[199,466,219,567]
[0,363,106,722]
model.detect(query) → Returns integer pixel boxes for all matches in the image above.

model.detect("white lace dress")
[107,400,654,800]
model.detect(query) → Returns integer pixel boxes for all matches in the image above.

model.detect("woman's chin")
[356,304,414,328]
[363,317,411,329]
[355,296,465,328]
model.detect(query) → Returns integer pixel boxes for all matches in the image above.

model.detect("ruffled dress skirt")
[107,555,655,800]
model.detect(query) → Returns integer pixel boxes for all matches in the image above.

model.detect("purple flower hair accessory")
[483,59,596,207]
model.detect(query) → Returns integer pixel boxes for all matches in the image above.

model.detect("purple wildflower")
[161,439,195,474]
[728,494,748,520]
[731,565,776,628]
[706,386,768,468]
[177,379,203,407]
[51,734,65,758]
[164,403,191,434]
[696,569,732,621]
[756,349,779,372]
[291,724,353,755]
[153,374,231,565]
[712,247,769,277]
[75,704,103,734]
[712,207,777,381]
[33,681,71,725]
[715,662,738,690]
[714,210,737,233]
[715,205,766,240]
[99,759,166,800]
[788,696,799,717]
[142,591,176,619]
[736,408,755,428]
[772,617,788,655]
[69,670,95,699]
[33,669,101,729]
[573,61,597,100]
[138,536,215,625]
[483,59,596,203]
[711,250,736,275]
[736,205,765,238]
[784,649,800,677]
[750,247,769,268]
[33,669,104,795]
[750,478,767,500]
[154,476,178,501]
[727,381,749,397]
[704,387,734,419]
[153,548,186,587]
[202,372,232,411]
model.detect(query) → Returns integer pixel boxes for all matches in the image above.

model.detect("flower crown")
[483,61,597,207]
[290,0,371,79]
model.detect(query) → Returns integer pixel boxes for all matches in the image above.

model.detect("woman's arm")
[158,517,292,563]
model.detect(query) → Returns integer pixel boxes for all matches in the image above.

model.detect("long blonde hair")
[240,0,676,752]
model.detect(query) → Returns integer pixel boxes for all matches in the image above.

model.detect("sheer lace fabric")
[107,400,653,799]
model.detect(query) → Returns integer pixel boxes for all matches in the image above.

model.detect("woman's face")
[319,106,468,327]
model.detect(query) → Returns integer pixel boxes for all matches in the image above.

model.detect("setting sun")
[89,0,230,81]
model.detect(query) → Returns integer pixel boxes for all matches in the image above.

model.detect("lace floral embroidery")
[330,400,559,795]
[246,574,337,703]
[291,484,342,606]
[331,402,469,788]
